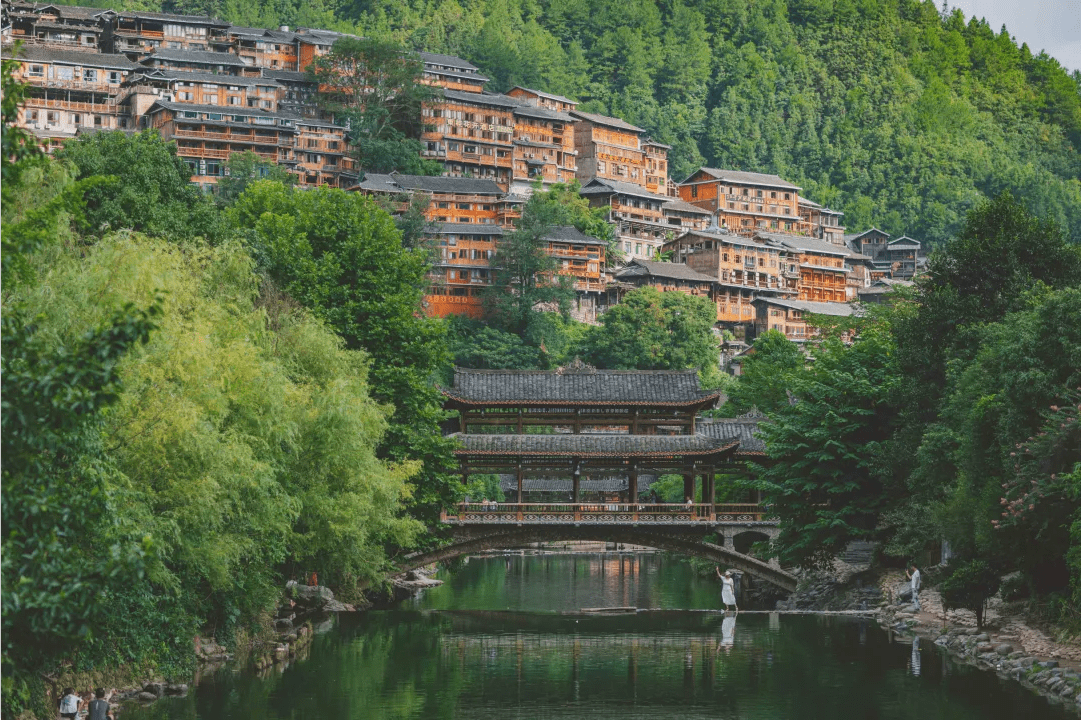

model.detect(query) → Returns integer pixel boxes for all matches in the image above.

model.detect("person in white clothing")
[906,563,921,611]
[58,688,82,720]
[716,567,738,611]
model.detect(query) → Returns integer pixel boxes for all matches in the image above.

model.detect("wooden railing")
[442,502,767,524]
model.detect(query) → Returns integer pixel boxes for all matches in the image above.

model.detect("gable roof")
[843,227,891,243]
[419,51,479,71]
[754,231,852,257]
[443,368,721,407]
[751,297,856,316]
[614,260,715,284]
[697,418,766,455]
[510,86,576,105]
[134,68,280,86]
[888,235,921,247]
[683,167,800,191]
[4,46,140,70]
[143,48,250,67]
[392,173,505,195]
[545,225,606,246]
[569,109,644,133]
[662,198,712,215]
[578,177,670,203]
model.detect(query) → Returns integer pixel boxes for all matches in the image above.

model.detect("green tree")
[216,150,296,204]
[230,181,458,527]
[54,130,226,241]
[310,37,442,174]
[482,191,576,335]
[940,559,1001,629]
[724,330,805,414]
[583,287,722,387]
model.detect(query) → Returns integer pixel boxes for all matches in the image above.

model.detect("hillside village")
[1,1,927,344]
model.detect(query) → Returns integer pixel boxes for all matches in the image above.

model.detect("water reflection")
[122,555,1070,720]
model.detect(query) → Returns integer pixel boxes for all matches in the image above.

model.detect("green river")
[125,553,1070,719]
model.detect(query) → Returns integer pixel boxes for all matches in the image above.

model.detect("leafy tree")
[482,190,576,335]
[446,316,542,372]
[583,287,723,387]
[310,37,442,174]
[216,150,296,204]
[54,130,227,241]
[230,181,458,527]
[724,330,805,414]
[940,559,1001,629]
[752,320,901,569]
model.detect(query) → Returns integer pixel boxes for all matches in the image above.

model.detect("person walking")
[906,563,921,611]
[88,688,114,720]
[716,568,738,611]
[58,688,82,720]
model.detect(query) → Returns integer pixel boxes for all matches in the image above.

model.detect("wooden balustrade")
[442,502,766,523]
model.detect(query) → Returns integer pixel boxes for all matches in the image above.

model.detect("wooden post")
[516,460,523,505]
[628,463,638,518]
[631,408,639,435]
[461,409,469,433]
[574,408,581,434]
[517,408,523,434]
[706,466,716,520]
[683,472,694,503]
[572,459,581,504]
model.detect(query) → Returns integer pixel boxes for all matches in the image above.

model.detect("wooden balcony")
[24,97,121,113]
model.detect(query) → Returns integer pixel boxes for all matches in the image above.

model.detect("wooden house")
[752,297,856,343]
[421,89,517,189]
[678,168,803,236]
[420,51,489,93]
[579,177,671,262]
[754,231,852,303]
[886,236,921,279]
[797,197,846,245]
[571,110,649,189]
[108,10,230,57]
[3,2,112,50]
[611,259,715,299]
[227,25,297,71]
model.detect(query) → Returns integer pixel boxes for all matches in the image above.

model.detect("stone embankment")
[782,562,1081,714]
[103,568,443,714]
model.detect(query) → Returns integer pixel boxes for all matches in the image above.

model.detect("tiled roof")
[445,368,721,407]
[751,297,857,316]
[697,419,767,455]
[511,86,576,105]
[419,51,479,71]
[3,46,140,69]
[888,235,921,247]
[685,167,801,191]
[450,433,738,458]
[261,69,310,82]
[843,227,890,243]
[393,173,506,195]
[642,137,672,149]
[511,103,574,122]
[545,225,606,246]
[442,89,520,108]
[755,231,852,257]
[430,222,505,235]
[143,48,250,66]
[117,10,226,24]
[579,177,670,203]
[662,198,712,215]
[135,69,280,86]
[614,260,715,284]
[569,109,644,133]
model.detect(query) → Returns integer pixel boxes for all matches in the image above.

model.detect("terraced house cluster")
[2,1,924,337]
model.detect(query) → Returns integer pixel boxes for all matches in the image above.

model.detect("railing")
[442,502,767,524]
[24,98,122,113]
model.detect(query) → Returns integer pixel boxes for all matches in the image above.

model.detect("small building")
[751,297,856,343]
[678,168,803,236]
[139,47,252,75]
[579,176,673,262]
[797,196,846,245]
[754,231,853,304]
[420,51,489,93]
[660,198,712,234]
[109,10,230,57]
[571,109,650,189]
[3,2,113,50]
[886,236,921,279]
[611,259,715,299]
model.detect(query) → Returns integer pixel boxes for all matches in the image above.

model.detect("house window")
[28,64,45,77]
[82,69,97,82]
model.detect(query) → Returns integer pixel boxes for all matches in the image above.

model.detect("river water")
[126,553,1070,719]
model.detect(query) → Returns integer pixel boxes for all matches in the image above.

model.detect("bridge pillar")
[628,465,638,505]
[683,473,694,502]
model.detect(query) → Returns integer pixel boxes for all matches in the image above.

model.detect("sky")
[951,0,1081,71]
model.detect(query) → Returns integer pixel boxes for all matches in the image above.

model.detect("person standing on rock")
[907,563,921,611]
[717,568,738,611]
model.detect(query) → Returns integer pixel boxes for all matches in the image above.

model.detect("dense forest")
[67,0,1081,245]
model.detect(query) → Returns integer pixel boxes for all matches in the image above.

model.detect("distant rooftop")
[684,167,801,191]
[569,109,644,133]
[614,260,716,284]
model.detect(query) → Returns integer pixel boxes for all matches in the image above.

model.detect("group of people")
[58,688,113,720]
[476,498,499,510]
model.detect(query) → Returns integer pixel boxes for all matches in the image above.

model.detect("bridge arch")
[732,530,772,556]
[394,526,797,593]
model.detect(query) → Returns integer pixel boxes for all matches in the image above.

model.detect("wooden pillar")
[461,409,470,433]
[683,471,694,502]
[572,459,581,504]
[628,463,638,507]
[516,460,523,504]
[517,408,523,434]
[706,467,716,518]
[574,408,581,434]
[631,408,639,435]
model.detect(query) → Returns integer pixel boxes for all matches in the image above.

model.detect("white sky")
[950,0,1081,71]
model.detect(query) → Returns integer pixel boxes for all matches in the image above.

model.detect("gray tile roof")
[662,198,712,215]
[442,89,520,108]
[755,231,852,257]
[579,177,670,203]
[614,260,715,284]
[697,419,766,455]
[135,69,280,86]
[511,86,576,105]
[569,109,644,133]
[545,225,606,246]
[430,222,505,235]
[888,236,920,248]
[684,167,801,191]
[394,174,506,195]
[511,103,574,122]
[445,368,720,406]
[842,227,891,243]
[450,433,738,457]
[261,69,310,82]
[143,48,250,67]
[117,10,226,24]
[419,51,479,71]
[4,46,140,69]
[642,137,671,149]
[751,297,857,316]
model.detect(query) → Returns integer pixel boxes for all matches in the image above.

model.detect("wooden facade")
[754,231,852,303]
[421,89,516,188]
[579,177,672,262]
[678,168,804,236]
[442,366,733,506]
[752,297,856,343]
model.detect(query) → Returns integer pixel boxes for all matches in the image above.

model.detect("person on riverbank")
[716,568,738,611]
[58,688,81,719]
[88,688,114,720]
[907,563,921,611]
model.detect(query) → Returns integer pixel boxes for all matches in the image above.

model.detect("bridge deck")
[443,502,774,525]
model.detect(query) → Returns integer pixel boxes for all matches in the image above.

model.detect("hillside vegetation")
[112,0,1081,244]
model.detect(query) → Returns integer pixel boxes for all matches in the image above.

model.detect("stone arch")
[732,530,772,557]
[393,526,797,592]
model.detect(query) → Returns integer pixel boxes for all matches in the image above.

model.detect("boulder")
[143,682,164,698]
[995,644,1014,655]
[274,617,293,631]
[165,684,188,696]
[290,584,335,610]
[323,599,356,612]
[1039,660,1060,670]
[137,692,159,703]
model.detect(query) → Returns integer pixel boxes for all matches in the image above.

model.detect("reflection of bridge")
[411,365,797,593]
